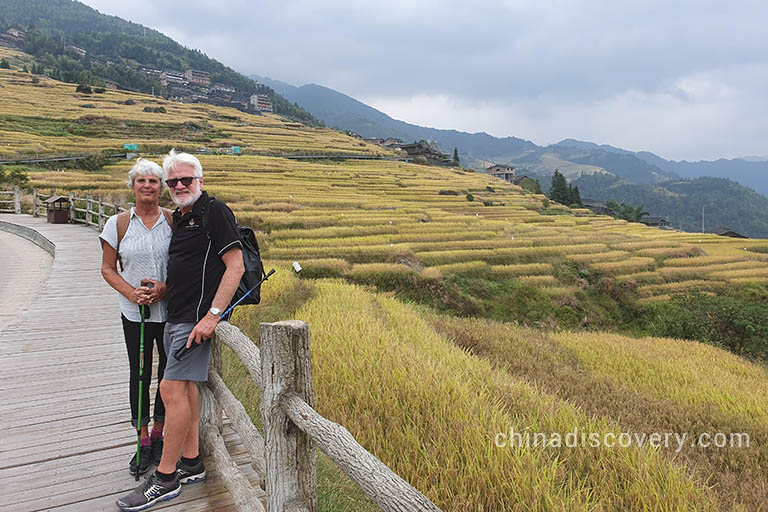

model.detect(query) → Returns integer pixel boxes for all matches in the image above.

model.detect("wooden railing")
[0,187,21,214]
[207,320,442,512]
[2,187,131,227]
[67,192,127,230]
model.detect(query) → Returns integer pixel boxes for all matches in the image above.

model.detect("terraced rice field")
[5,46,768,308]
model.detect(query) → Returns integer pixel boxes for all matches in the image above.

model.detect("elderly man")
[117,150,244,511]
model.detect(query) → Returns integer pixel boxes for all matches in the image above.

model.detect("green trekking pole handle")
[135,304,146,481]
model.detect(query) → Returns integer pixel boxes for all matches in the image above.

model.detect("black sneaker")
[129,446,153,476]
[116,471,181,511]
[176,458,206,484]
[150,438,163,465]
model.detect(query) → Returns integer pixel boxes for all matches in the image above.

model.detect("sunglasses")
[165,176,200,188]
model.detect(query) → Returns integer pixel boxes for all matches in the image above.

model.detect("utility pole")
[701,205,704,233]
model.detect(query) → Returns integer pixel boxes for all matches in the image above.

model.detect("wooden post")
[32,188,39,217]
[86,194,93,225]
[260,321,317,512]
[14,186,21,214]
[210,334,224,431]
[69,192,75,223]
[98,197,104,230]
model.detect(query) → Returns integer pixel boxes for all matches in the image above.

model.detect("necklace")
[139,208,162,228]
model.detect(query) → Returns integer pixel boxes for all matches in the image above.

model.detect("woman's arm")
[100,240,150,304]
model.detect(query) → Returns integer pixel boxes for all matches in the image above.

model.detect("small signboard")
[123,143,139,151]
[231,146,242,154]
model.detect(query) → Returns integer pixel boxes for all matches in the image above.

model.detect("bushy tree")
[646,292,768,360]
[0,58,10,69]
[0,168,29,186]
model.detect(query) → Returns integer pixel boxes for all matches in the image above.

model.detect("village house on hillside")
[639,217,669,227]
[487,164,516,183]
[185,69,211,87]
[398,141,455,165]
[711,227,748,238]
[582,199,609,215]
[0,28,25,48]
[66,45,87,58]
[250,93,273,113]
[160,70,186,87]
[365,137,404,148]
[510,174,535,187]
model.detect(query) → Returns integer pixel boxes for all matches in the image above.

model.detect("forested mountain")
[0,0,317,124]
[570,174,768,238]
[538,139,768,198]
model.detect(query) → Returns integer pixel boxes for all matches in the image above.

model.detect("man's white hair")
[163,149,203,178]
[127,158,165,192]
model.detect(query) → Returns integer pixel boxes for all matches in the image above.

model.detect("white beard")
[171,187,202,208]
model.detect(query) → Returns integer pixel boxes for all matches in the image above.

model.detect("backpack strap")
[115,210,131,272]
[161,207,174,229]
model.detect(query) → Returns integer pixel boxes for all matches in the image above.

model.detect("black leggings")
[121,315,167,428]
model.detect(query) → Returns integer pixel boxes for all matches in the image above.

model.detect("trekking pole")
[174,269,275,361]
[135,302,146,481]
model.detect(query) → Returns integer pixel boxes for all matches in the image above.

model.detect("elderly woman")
[99,158,173,476]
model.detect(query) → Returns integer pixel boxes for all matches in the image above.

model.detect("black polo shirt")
[167,191,242,323]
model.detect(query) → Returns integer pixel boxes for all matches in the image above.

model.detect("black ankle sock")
[156,470,176,482]
[181,455,200,466]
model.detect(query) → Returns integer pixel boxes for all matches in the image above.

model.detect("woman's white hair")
[127,158,165,192]
[163,149,203,178]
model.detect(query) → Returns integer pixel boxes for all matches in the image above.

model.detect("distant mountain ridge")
[253,76,539,165]
[257,76,768,197]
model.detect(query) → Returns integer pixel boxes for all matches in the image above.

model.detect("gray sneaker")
[116,471,181,511]
[176,458,206,484]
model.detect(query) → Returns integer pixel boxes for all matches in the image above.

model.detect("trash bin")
[46,196,70,224]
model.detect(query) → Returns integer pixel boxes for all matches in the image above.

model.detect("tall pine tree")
[568,184,583,206]
[549,170,570,204]
[452,147,460,164]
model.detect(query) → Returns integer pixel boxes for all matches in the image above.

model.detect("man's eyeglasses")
[165,176,200,188]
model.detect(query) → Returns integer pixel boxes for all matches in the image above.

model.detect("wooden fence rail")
[0,187,21,214]
[3,192,442,512]
[211,320,442,512]
[3,187,131,225]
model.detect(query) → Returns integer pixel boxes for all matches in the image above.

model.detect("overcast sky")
[82,0,768,161]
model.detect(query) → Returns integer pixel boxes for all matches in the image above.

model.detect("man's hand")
[143,279,167,304]
[186,312,218,348]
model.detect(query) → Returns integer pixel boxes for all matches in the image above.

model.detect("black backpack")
[200,197,267,311]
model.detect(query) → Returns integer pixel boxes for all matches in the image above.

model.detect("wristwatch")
[208,306,222,317]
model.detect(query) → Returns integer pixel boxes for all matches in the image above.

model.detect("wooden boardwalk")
[0,214,263,511]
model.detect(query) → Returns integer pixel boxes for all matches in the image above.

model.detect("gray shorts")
[163,322,212,382]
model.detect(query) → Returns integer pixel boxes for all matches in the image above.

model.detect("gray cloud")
[82,0,768,160]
